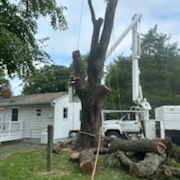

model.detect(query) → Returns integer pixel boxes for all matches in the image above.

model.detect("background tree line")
[1,1,180,114]
[105,26,180,115]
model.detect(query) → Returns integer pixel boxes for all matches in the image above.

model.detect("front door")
[11,108,19,122]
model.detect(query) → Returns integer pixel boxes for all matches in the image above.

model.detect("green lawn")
[0,143,138,180]
[0,143,179,180]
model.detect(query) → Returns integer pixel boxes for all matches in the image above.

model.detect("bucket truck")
[102,14,165,140]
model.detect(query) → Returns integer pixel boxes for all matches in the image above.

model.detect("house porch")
[0,121,23,143]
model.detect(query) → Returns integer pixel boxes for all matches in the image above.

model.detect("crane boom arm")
[106,14,142,59]
[131,14,151,110]
[106,13,151,111]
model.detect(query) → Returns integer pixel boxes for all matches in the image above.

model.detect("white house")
[0,92,81,144]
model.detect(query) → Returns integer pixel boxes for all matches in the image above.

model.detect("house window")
[63,107,68,119]
[12,108,19,121]
[36,109,41,116]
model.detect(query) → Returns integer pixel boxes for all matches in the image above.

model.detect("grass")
[0,143,179,180]
[0,143,138,180]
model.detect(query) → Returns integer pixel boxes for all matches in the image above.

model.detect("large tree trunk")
[72,0,118,149]
[79,85,110,148]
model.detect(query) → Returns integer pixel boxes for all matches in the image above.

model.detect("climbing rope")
[112,26,121,110]
[77,0,84,49]
[90,127,102,180]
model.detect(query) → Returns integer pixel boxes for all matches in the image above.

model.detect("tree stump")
[79,149,94,174]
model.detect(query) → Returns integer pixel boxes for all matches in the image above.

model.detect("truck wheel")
[106,131,121,138]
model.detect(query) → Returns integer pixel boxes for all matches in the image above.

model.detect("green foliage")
[105,56,133,110]
[105,26,180,111]
[140,26,180,109]
[22,65,72,94]
[0,0,67,77]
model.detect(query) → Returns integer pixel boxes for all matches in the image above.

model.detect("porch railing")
[0,121,22,142]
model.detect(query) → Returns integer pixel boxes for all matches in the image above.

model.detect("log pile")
[104,137,172,178]
[68,137,180,179]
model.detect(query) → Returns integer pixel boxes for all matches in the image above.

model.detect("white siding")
[20,104,54,138]
[0,95,82,143]
[53,95,81,141]
[0,104,54,139]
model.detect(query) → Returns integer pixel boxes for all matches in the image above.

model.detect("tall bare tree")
[72,0,118,149]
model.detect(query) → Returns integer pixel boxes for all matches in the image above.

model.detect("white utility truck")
[102,14,165,140]
[155,106,180,145]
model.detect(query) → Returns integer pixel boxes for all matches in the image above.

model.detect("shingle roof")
[0,92,68,106]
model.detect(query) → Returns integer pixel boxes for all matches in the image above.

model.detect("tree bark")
[163,165,180,178]
[105,137,172,154]
[79,149,94,174]
[72,0,118,149]
[69,151,80,162]
[52,144,62,154]
[117,151,167,178]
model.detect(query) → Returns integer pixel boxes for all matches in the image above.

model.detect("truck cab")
[102,110,143,140]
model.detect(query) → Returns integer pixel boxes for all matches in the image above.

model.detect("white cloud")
[9,78,23,96]
[38,0,180,61]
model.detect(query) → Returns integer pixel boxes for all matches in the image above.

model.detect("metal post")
[47,125,53,172]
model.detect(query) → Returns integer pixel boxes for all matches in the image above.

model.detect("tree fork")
[72,0,118,149]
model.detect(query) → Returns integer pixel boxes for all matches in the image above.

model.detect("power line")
[77,0,84,49]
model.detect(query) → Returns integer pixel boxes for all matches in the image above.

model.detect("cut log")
[105,137,172,154]
[117,151,132,168]
[52,144,63,154]
[69,151,80,162]
[117,151,167,178]
[163,165,180,178]
[79,149,94,174]
[93,147,110,154]
[53,139,74,154]
[130,153,167,177]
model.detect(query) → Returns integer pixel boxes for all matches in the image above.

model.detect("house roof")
[0,92,68,106]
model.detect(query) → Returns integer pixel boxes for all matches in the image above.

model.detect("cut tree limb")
[52,144,62,154]
[53,139,73,154]
[117,151,167,178]
[105,137,172,154]
[130,153,166,177]
[163,165,180,178]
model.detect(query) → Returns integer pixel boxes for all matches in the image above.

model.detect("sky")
[10,0,180,95]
